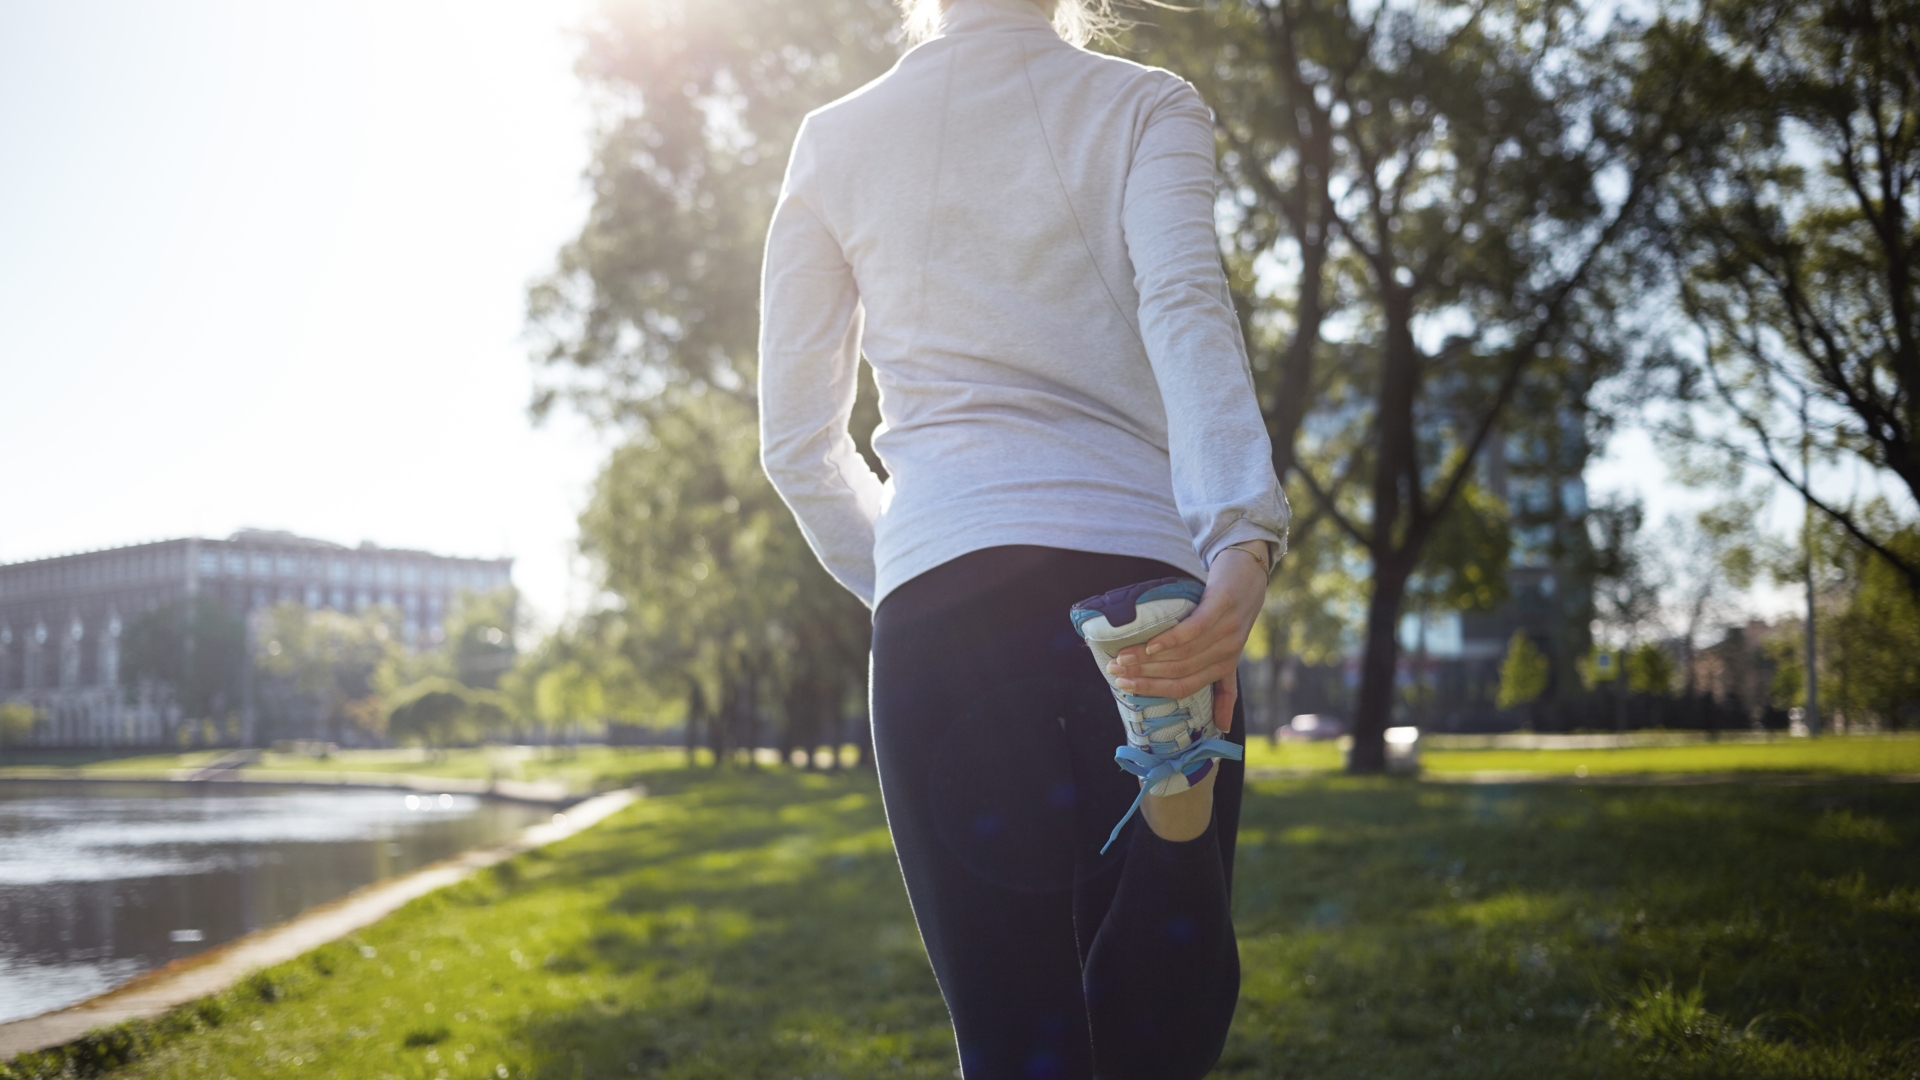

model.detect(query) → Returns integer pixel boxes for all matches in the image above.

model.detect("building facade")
[0,530,512,749]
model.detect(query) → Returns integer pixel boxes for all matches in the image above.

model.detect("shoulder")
[793,45,937,150]
[1064,46,1205,105]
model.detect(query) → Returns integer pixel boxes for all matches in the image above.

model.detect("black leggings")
[871,546,1243,1080]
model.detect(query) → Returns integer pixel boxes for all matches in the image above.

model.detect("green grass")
[11,733,1913,792]
[1420,734,1920,776]
[1241,732,1920,778]
[9,759,1918,1080]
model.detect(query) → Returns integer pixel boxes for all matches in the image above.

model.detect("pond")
[0,781,550,1025]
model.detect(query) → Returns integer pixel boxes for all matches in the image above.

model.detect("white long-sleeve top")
[759,0,1289,609]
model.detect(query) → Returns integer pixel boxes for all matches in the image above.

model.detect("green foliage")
[533,661,604,733]
[1412,483,1513,615]
[0,701,39,748]
[441,588,520,690]
[384,677,513,750]
[525,0,900,419]
[255,603,401,743]
[1651,0,1920,599]
[1497,631,1552,709]
[119,598,245,724]
[577,392,870,763]
[1587,495,1667,648]
[1826,530,1920,726]
[1126,0,1671,768]
[1625,643,1677,696]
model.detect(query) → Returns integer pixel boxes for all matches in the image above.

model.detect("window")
[223,552,243,576]
[355,591,370,610]
[251,554,273,578]
[355,561,373,585]
[330,588,346,609]
[403,565,420,587]
[278,555,297,576]
[306,586,322,608]
[199,552,220,576]
[377,562,396,586]
[402,593,419,614]
[428,566,445,588]
[328,559,347,582]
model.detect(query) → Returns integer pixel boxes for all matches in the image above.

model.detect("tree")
[386,677,482,753]
[1650,0,1920,600]
[0,701,39,760]
[1496,631,1550,710]
[534,658,607,749]
[1127,0,1678,770]
[1658,493,1769,693]
[577,391,871,766]
[527,0,900,421]
[442,588,521,690]
[255,603,401,745]
[526,1,899,767]
[120,598,246,730]
[1588,495,1669,652]
[1625,643,1677,696]
[1770,509,1920,728]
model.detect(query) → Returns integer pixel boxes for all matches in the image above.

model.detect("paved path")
[0,770,573,806]
[0,787,639,1060]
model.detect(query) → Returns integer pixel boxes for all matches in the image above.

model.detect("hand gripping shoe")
[1071,577,1243,853]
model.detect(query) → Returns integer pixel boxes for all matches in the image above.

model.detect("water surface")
[0,781,547,1024]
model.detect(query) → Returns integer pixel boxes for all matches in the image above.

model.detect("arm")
[1122,77,1289,569]
[1109,78,1293,719]
[758,129,885,607]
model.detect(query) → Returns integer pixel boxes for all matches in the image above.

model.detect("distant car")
[1278,714,1345,741]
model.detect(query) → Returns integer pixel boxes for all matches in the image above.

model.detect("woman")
[758,1,1288,1076]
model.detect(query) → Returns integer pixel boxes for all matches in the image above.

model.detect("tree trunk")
[1349,558,1413,773]
[1266,614,1290,745]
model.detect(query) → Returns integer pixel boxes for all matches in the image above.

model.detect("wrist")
[1223,540,1272,577]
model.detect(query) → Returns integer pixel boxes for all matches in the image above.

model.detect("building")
[1392,412,1597,731]
[0,530,512,750]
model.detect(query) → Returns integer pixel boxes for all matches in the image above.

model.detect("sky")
[0,0,616,628]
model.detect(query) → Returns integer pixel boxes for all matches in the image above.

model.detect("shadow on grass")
[495,769,1919,1079]
[490,768,959,1080]
[1219,777,1920,1079]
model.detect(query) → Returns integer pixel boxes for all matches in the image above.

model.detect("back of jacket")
[759,0,1288,607]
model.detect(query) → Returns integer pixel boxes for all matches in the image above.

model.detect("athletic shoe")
[1071,577,1242,852]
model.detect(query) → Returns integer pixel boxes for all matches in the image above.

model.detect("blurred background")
[2,1,1917,1075]
[4,0,1915,766]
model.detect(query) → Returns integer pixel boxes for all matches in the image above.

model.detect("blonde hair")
[898,0,1120,49]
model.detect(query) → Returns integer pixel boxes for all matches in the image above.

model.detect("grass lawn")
[1243,732,1920,778]
[8,756,1917,1080]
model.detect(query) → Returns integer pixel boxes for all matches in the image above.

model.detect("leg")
[873,549,1112,1079]
[873,547,1242,1080]
[1073,698,1246,1080]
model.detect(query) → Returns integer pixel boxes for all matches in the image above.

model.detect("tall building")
[0,530,512,749]
[1397,411,1596,730]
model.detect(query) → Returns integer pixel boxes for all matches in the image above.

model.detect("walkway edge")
[0,787,641,1061]
[0,771,575,807]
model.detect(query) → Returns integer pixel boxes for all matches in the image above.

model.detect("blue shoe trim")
[1100,736,1243,854]
[1070,577,1204,636]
